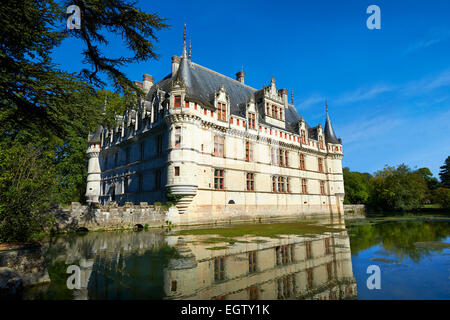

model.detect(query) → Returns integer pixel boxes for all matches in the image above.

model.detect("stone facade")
[86,29,345,224]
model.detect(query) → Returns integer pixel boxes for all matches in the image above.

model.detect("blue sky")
[54,0,450,177]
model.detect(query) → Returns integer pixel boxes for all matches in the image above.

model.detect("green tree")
[0,0,169,242]
[439,156,450,188]
[415,167,440,203]
[343,167,371,204]
[433,188,450,210]
[369,164,427,212]
[0,142,57,242]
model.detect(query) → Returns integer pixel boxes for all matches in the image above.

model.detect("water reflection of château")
[46,221,357,300]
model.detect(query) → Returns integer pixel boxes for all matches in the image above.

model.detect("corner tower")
[85,125,103,204]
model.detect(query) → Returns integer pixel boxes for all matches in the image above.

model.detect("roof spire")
[182,24,187,58]
[324,101,340,144]
[291,89,294,104]
[189,38,191,60]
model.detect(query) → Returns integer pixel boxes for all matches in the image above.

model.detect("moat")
[24,215,450,300]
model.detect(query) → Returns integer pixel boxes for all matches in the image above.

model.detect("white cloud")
[334,85,395,106]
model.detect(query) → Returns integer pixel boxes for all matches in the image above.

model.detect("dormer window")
[266,103,271,116]
[279,108,283,120]
[319,136,324,149]
[301,130,306,144]
[248,113,256,129]
[174,95,181,108]
[218,103,227,121]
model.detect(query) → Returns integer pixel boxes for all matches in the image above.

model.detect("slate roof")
[88,125,103,143]
[324,111,340,144]
[146,56,339,143]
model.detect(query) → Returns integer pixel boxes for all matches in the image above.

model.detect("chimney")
[142,74,154,93]
[236,71,245,84]
[134,81,143,89]
[172,56,181,75]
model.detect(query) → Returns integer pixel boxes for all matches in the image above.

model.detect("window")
[185,101,189,108]
[266,103,271,116]
[276,245,294,265]
[217,103,226,121]
[248,251,257,273]
[272,176,277,192]
[174,126,181,148]
[248,113,256,129]
[214,257,225,281]
[299,153,305,170]
[278,149,284,167]
[320,180,326,195]
[301,130,306,143]
[140,142,145,161]
[301,179,308,194]
[287,177,291,193]
[319,136,324,149]
[285,150,289,167]
[214,169,224,190]
[245,140,253,162]
[174,95,181,108]
[214,136,225,157]
[278,177,285,193]
[279,108,283,120]
[318,158,324,173]
[174,167,180,176]
[156,135,163,156]
[246,173,255,191]
[307,268,314,289]
[249,286,259,300]
[305,241,313,260]
[327,262,333,281]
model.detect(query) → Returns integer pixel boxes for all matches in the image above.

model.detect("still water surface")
[26,216,450,300]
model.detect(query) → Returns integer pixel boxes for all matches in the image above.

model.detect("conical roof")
[324,106,340,144]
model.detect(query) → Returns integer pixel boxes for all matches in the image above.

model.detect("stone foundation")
[54,202,168,231]
[55,201,348,231]
[167,203,342,226]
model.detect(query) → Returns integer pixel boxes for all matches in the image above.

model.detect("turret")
[85,125,103,204]
[324,102,340,144]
